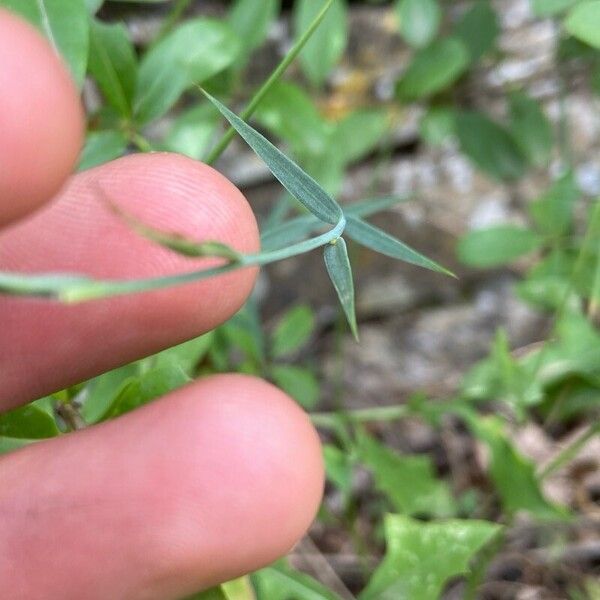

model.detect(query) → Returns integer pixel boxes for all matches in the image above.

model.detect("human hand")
[0,9,323,599]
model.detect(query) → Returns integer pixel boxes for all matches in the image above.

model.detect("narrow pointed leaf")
[106,201,242,261]
[203,91,342,225]
[346,215,454,276]
[324,238,358,340]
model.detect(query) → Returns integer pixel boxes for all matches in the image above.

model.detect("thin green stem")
[538,421,600,480]
[204,0,335,165]
[0,217,346,302]
[157,0,193,39]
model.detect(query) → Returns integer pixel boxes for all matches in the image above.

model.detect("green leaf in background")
[0,403,59,439]
[359,514,501,600]
[396,37,470,100]
[228,0,279,55]
[324,238,358,340]
[165,103,220,160]
[271,304,316,358]
[88,20,138,117]
[395,0,441,49]
[529,172,578,236]
[134,19,240,124]
[271,365,320,409]
[346,216,453,275]
[464,414,568,519]
[509,91,553,168]
[565,1,600,48]
[324,444,354,498]
[455,0,500,62]
[252,561,342,600]
[77,130,128,171]
[0,437,36,455]
[203,91,343,225]
[0,0,89,86]
[189,577,255,600]
[458,225,542,268]
[294,0,348,87]
[86,0,103,13]
[254,81,329,155]
[419,106,456,146]
[532,0,580,16]
[151,333,214,376]
[359,434,456,517]
[330,109,389,166]
[456,111,527,181]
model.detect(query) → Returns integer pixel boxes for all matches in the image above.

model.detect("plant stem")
[538,421,600,480]
[311,404,410,428]
[157,0,193,39]
[204,0,335,165]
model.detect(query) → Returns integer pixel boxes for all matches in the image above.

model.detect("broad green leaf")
[565,1,600,48]
[455,0,500,62]
[396,37,470,100]
[229,0,279,55]
[458,225,542,268]
[81,363,139,423]
[464,414,568,519]
[532,0,579,16]
[134,19,240,124]
[254,81,328,155]
[294,0,348,87]
[346,216,453,275]
[0,437,36,454]
[88,20,137,117]
[331,109,389,165]
[529,172,578,236]
[359,514,501,600]
[203,91,342,224]
[0,404,59,439]
[189,577,255,600]
[0,0,89,86]
[165,104,220,160]
[253,561,342,600]
[271,305,316,358]
[456,111,527,181]
[86,0,103,12]
[509,92,553,167]
[324,238,358,340]
[77,130,128,171]
[359,434,456,517]
[419,106,456,146]
[151,333,214,376]
[396,0,441,48]
[271,365,320,409]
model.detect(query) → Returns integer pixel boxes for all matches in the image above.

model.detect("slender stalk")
[157,0,193,39]
[204,0,335,165]
[538,421,600,480]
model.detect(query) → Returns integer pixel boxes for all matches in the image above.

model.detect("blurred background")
[4,0,600,598]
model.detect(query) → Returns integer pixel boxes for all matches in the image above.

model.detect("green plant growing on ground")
[2,0,600,598]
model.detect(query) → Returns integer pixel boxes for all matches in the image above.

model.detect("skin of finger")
[0,374,325,600]
[0,153,260,410]
[0,8,84,227]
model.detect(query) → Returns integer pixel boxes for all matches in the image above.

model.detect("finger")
[0,8,84,226]
[0,374,324,600]
[0,153,259,410]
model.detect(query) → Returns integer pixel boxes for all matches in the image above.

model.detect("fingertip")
[0,8,84,226]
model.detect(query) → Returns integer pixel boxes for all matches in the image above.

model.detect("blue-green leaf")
[77,130,128,172]
[203,91,342,224]
[324,238,358,340]
[396,0,441,48]
[346,216,454,276]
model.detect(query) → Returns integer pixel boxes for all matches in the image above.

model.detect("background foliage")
[2,0,600,598]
